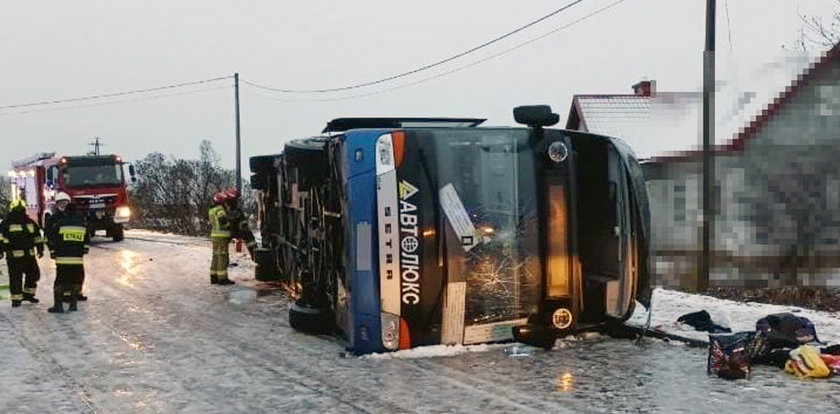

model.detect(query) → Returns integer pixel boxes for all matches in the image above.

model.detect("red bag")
[821,354,840,376]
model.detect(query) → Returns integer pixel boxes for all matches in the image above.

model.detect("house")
[566,43,840,289]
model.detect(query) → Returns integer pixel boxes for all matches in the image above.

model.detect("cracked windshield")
[430,129,541,325]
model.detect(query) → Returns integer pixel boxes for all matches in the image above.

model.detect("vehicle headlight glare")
[115,206,131,219]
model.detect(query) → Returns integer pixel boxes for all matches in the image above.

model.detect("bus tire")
[289,300,331,334]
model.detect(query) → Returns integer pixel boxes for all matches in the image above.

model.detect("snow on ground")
[1,229,838,413]
[626,288,840,346]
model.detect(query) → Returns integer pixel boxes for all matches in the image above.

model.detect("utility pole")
[235,73,242,193]
[700,0,715,292]
[88,137,104,155]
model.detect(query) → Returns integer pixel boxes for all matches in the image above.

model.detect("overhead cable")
[0,76,232,110]
[0,85,232,117]
[241,0,629,103]
[244,0,588,93]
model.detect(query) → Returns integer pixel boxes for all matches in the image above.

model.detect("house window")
[673,183,686,223]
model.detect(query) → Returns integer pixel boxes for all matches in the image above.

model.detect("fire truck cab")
[9,152,135,241]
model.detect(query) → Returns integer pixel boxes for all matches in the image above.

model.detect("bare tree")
[130,140,240,236]
[0,176,10,217]
[794,1,840,50]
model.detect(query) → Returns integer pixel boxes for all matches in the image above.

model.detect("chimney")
[632,80,656,97]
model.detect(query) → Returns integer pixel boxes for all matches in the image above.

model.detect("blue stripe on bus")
[344,129,391,354]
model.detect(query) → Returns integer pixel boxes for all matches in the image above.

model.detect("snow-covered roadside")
[626,288,840,345]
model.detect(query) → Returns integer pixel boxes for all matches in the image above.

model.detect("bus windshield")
[412,129,542,325]
[63,164,123,187]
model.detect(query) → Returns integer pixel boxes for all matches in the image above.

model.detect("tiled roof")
[566,46,836,161]
[569,93,701,159]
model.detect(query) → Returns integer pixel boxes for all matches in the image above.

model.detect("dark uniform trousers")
[55,264,84,298]
[7,255,40,301]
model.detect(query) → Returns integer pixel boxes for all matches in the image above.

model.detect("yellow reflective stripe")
[55,257,84,265]
[8,224,23,232]
[11,294,23,301]
[34,237,44,243]
[60,226,86,242]
[12,250,25,257]
[26,224,35,232]
[211,230,232,238]
[1,237,8,243]
[246,241,257,247]
[22,287,35,294]
[59,226,87,234]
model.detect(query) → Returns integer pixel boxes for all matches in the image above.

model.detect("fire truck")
[8,152,136,241]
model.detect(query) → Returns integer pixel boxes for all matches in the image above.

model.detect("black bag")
[755,313,820,348]
[747,313,822,367]
[677,310,731,333]
[708,331,753,380]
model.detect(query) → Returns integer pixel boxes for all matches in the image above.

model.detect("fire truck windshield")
[63,164,123,187]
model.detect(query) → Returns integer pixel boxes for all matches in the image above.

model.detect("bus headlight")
[381,312,400,350]
[376,134,395,175]
[114,206,132,222]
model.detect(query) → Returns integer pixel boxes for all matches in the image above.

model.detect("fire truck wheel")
[289,300,332,335]
[112,226,124,242]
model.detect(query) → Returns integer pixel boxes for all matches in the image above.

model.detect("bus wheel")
[289,300,331,334]
[112,225,124,242]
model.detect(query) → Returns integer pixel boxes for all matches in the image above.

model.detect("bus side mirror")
[128,165,137,183]
[513,105,559,127]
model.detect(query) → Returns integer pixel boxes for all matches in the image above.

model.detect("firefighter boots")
[22,293,39,304]
[47,291,64,313]
[11,300,22,308]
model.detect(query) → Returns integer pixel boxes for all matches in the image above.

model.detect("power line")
[244,0,589,94]
[241,0,630,103]
[0,84,232,117]
[0,76,232,110]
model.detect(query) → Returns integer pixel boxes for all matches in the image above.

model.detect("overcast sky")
[1,0,836,173]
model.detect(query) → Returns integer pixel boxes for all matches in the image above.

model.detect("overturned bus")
[250,105,651,354]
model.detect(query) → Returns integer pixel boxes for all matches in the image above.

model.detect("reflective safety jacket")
[0,210,45,259]
[48,214,89,265]
[44,209,67,253]
[209,205,231,239]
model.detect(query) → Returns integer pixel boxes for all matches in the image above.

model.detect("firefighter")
[45,192,70,254]
[0,199,45,307]
[46,202,89,313]
[209,191,235,285]
[224,188,256,260]
[46,192,88,301]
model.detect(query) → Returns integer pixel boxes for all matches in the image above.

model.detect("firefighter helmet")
[9,199,26,211]
[55,192,71,203]
[213,192,228,205]
[224,188,241,200]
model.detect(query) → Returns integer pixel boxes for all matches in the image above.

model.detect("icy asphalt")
[1,230,838,414]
